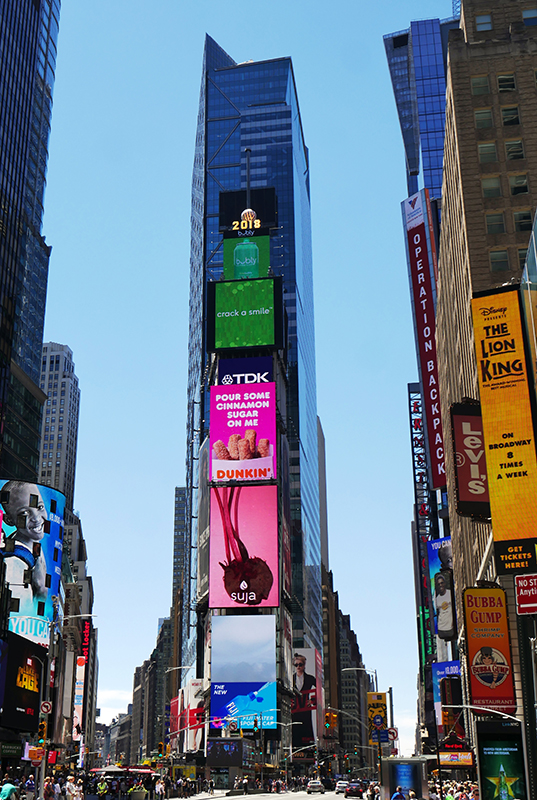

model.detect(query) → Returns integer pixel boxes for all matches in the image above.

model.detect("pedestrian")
[97,778,108,800]
[0,781,19,800]
[242,777,248,795]
[65,777,77,800]
[391,788,405,800]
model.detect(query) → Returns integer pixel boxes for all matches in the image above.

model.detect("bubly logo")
[221,372,269,385]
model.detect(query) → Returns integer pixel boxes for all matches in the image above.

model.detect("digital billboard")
[219,188,277,232]
[403,191,445,489]
[197,438,210,601]
[2,632,42,732]
[427,538,456,641]
[463,587,515,714]
[217,356,273,386]
[472,288,537,575]
[210,383,277,482]
[209,485,279,608]
[477,721,528,800]
[206,739,242,768]
[438,751,474,768]
[210,614,276,730]
[431,661,460,733]
[0,481,65,646]
[382,759,428,800]
[72,655,86,742]
[291,648,322,749]
[207,278,283,352]
[450,402,491,520]
[223,236,270,280]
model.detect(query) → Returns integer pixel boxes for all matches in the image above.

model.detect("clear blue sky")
[42,0,453,756]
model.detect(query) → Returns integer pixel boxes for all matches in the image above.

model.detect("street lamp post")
[274,721,301,784]
[341,666,378,692]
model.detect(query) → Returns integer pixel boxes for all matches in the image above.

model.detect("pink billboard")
[210,384,277,481]
[209,485,279,608]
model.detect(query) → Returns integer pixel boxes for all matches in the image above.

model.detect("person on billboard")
[291,653,316,745]
[434,572,455,640]
[438,540,453,570]
[0,482,48,600]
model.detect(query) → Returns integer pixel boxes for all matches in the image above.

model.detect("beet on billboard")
[209,485,279,608]
[210,383,277,482]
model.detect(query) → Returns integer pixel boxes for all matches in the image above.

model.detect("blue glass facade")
[0,0,60,479]
[384,16,458,197]
[183,36,322,669]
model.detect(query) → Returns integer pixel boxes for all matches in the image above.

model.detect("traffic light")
[324,712,331,729]
[253,718,259,733]
[331,712,338,728]
[38,720,47,745]
[158,742,164,757]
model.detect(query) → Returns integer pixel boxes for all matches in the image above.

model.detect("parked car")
[307,780,326,794]
[335,781,349,794]
[344,782,364,798]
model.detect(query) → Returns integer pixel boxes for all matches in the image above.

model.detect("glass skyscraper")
[0,0,61,479]
[182,35,322,669]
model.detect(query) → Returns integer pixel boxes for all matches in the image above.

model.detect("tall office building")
[182,36,322,672]
[38,342,80,510]
[0,0,61,480]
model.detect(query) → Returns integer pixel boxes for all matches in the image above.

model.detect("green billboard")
[223,236,270,280]
[213,279,276,349]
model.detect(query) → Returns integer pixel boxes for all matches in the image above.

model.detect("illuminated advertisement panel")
[210,614,276,730]
[427,539,456,641]
[403,192,445,489]
[472,288,537,574]
[72,655,86,741]
[197,438,210,602]
[223,236,270,280]
[209,485,279,609]
[219,188,277,232]
[210,383,276,482]
[217,356,273,386]
[291,648,322,749]
[382,758,428,800]
[207,278,283,352]
[1,632,41,732]
[463,587,515,714]
[431,661,460,733]
[0,481,65,646]
[450,402,491,520]
[438,751,474,768]
[477,722,528,800]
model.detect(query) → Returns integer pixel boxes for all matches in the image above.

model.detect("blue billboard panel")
[210,614,276,729]
[0,481,65,647]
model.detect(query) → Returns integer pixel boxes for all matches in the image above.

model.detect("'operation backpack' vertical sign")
[472,288,537,575]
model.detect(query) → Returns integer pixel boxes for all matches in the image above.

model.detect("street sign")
[371,730,389,743]
[387,727,398,741]
[41,701,52,714]
[229,720,238,732]
[372,714,384,728]
[31,760,42,767]
[515,574,537,615]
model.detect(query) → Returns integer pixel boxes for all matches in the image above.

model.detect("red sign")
[515,573,537,614]
[404,191,445,488]
[451,403,491,520]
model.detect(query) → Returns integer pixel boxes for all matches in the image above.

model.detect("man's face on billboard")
[3,483,47,544]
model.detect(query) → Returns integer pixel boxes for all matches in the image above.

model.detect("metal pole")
[260,712,264,788]
[245,149,251,209]
[388,687,393,728]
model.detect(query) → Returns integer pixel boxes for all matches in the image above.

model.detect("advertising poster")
[72,655,86,741]
[281,435,292,597]
[218,356,273,387]
[282,609,293,689]
[431,661,460,733]
[367,692,387,745]
[472,289,537,574]
[383,759,428,799]
[291,648,321,749]
[169,695,179,750]
[463,587,516,714]
[197,438,210,601]
[208,278,282,351]
[0,481,65,647]
[477,723,528,800]
[403,191,445,489]
[210,383,277,482]
[209,485,279,609]
[438,751,474,768]
[2,632,41,732]
[450,403,491,519]
[184,679,205,752]
[223,236,270,280]
[210,614,276,730]
[427,538,456,641]
[206,739,242,767]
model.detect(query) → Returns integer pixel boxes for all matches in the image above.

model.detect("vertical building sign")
[403,192,445,488]
[450,402,490,520]
[72,655,86,741]
[472,288,537,575]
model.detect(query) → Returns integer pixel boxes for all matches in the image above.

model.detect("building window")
[478,142,498,163]
[482,176,502,198]
[486,213,506,234]
[510,174,529,195]
[472,75,490,95]
[490,250,510,271]
[523,8,537,24]
[506,140,524,160]
[498,74,516,92]
[501,107,520,126]
[514,210,532,231]
[476,13,493,30]
[519,248,529,269]
[475,108,493,128]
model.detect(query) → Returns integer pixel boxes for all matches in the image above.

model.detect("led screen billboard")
[209,485,279,608]
[477,722,528,800]
[431,661,460,733]
[207,278,283,352]
[450,402,490,519]
[219,188,277,231]
[217,356,273,386]
[206,739,242,768]
[0,481,65,646]
[427,538,456,641]
[223,236,270,280]
[463,587,515,714]
[210,614,276,730]
[197,438,210,602]
[2,632,42,732]
[72,655,85,742]
[210,383,277,482]
[472,288,537,574]
[291,648,322,748]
